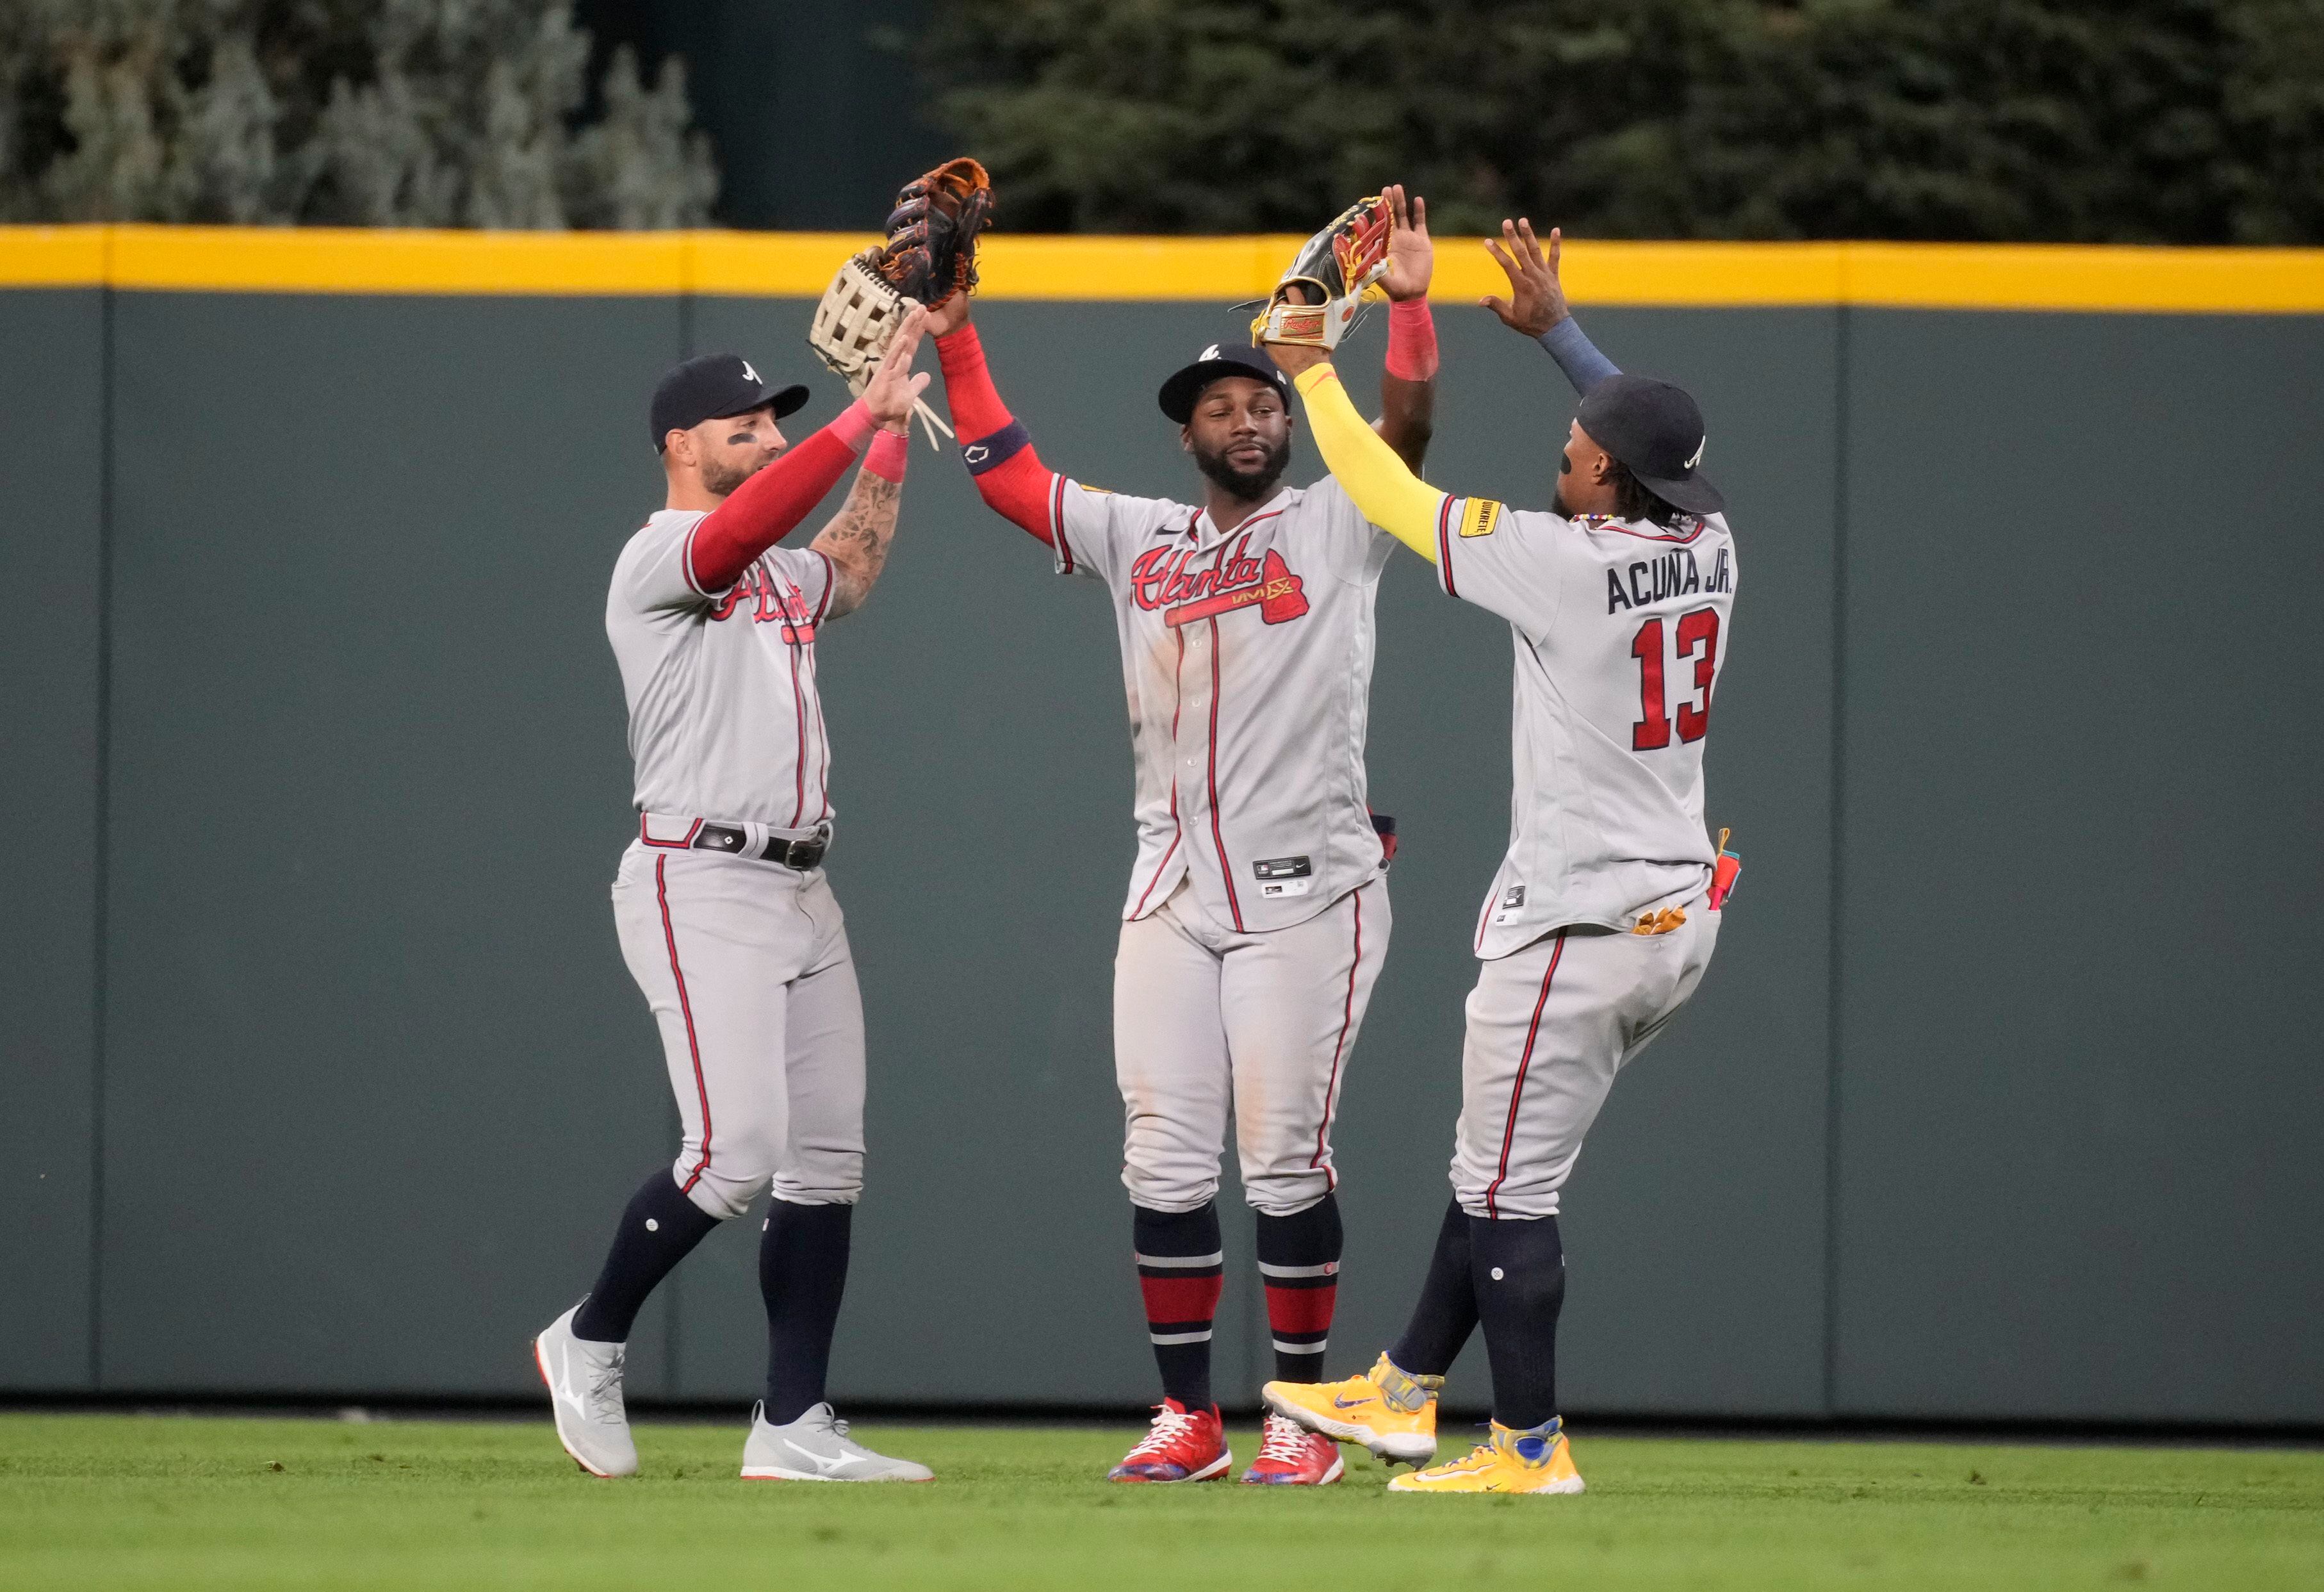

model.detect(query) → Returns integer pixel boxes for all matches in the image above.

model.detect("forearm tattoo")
[815,468,903,619]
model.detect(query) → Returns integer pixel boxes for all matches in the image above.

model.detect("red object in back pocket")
[1709,849,1741,910]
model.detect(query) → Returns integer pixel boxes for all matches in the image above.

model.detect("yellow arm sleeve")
[1293,363,1448,564]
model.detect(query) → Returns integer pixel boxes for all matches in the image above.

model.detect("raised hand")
[923,289,971,338]
[1266,341,1329,377]
[1482,218,1569,338]
[862,304,934,431]
[1380,184,1434,302]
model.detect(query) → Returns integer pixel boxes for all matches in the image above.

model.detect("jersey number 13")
[1630,607,1720,751]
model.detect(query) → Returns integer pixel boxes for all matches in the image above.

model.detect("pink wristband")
[864,427,909,482]
[828,397,877,452]
[1384,298,1439,382]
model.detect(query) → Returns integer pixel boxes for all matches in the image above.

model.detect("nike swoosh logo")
[783,1438,847,1475]
[1332,1395,1375,1409]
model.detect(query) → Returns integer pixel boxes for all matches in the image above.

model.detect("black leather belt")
[691,823,827,869]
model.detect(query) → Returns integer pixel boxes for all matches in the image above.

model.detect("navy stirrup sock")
[1468,1212,1567,1430]
[1389,1199,1480,1377]
[760,1200,855,1425]
[571,1171,721,1343]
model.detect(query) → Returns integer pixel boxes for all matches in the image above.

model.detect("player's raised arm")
[1267,341,1448,566]
[1374,185,1437,472]
[925,291,1065,545]
[811,306,932,620]
[1482,220,1621,397]
[684,336,921,595]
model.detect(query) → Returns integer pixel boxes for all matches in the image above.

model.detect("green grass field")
[3,1413,2320,1590]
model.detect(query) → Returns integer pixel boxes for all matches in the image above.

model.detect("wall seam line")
[1821,303,1853,1418]
[87,267,117,1390]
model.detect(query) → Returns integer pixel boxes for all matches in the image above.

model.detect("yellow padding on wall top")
[2,225,2321,313]
[1,227,109,286]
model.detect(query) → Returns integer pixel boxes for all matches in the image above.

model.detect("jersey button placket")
[1178,623,1214,906]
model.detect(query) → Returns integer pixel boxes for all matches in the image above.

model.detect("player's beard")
[701,451,764,499]
[1550,450,1574,517]
[1191,433,1290,502]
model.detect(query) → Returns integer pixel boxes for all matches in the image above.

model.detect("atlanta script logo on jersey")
[709,562,816,643]
[1130,533,1311,628]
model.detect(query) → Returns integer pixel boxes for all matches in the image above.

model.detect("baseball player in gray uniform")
[1261,217,1739,1495]
[532,309,937,1483]
[923,190,1441,1485]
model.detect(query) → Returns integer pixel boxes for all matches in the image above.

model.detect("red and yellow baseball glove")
[1251,195,1395,350]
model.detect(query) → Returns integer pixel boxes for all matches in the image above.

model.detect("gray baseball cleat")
[533,1304,638,1479]
[740,1401,934,1482]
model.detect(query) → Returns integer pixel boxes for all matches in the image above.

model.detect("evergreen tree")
[0,0,717,227]
[919,0,2324,243]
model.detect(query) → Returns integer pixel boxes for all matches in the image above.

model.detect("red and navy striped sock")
[1257,1194,1342,1383]
[1133,1202,1223,1411]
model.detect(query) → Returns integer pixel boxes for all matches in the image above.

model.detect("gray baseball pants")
[611,842,865,1220]
[1452,899,1720,1219]
[1114,878,1390,1217]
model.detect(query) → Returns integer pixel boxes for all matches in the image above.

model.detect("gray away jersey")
[607,508,838,831]
[1049,476,1393,933]
[1433,502,1739,958]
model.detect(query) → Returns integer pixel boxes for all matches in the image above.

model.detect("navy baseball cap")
[650,353,809,451]
[1158,342,1291,424]
[1575,373,1724,516]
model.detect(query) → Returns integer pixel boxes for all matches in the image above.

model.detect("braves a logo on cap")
[1201,343,1221,361]
[741,359,762,384]
[1683,435,1705,470]
[1129,534,1310,628]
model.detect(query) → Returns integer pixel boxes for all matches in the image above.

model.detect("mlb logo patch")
[1255,854,1314,899]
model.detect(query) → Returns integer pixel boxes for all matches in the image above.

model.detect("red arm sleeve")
[1384,298,1439,381]
[685,402,873,594]
[935,324,1060,546]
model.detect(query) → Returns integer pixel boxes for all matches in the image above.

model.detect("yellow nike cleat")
[1259,1352,1440,1465]
[1386,1418,1585,1495]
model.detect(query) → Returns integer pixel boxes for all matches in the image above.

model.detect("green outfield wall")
[2,278,2320,1426]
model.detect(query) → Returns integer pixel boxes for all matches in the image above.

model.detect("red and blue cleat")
[1108,1398,1232,1483]
[1241,1411,1345,1485]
